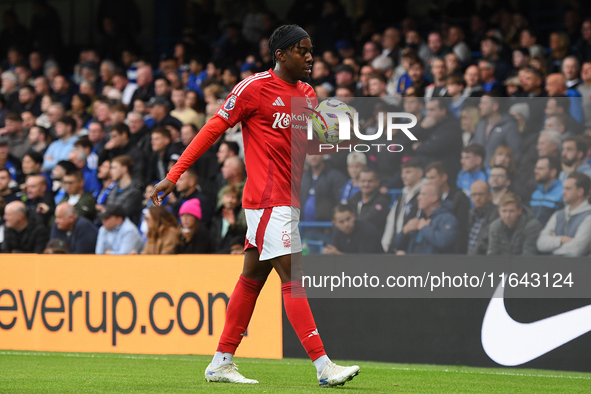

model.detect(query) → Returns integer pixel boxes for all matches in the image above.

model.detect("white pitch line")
[1,351,589,380]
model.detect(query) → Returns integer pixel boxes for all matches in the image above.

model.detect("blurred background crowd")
[2,0,591,257]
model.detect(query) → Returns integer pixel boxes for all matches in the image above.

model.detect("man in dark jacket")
[467,180,499,255]
[98,122,146,183]
[471,94,522,165]
[425,161,471,253]
[324,204,383,254]
[301,155,346,222]
[413,98,463,183]
[51,202,98,254]
[2,201,48,253]
[394,183,458,254]
[488,193,541,255]
[347,169,391,234]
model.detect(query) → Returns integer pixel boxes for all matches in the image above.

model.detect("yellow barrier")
[0,255,282,359]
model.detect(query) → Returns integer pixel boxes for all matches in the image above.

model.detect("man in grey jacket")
[488,193,541,255]
[537,173,591,256]
[471,94,522,165]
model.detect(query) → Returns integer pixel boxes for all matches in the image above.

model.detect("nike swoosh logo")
[481,278,591,366]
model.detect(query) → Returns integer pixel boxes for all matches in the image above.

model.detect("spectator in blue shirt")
[95,205,144,255]
[42,115,79,171]
[560,136,591,182]
[457,144,488,200]
[530,156,564,226]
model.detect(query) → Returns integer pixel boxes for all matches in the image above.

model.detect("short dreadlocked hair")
[268,24,307,65]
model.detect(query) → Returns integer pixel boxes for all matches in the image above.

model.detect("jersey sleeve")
[215,82,258,127]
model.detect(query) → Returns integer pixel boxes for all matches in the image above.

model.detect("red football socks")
[216,275,264,354]
[282,281,326,361]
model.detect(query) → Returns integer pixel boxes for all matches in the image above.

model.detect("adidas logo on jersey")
[272,97,286,106]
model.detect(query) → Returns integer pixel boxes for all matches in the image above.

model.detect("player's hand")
[150,179,176,206]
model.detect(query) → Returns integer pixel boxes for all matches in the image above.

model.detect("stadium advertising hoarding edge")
[0,255,282,358]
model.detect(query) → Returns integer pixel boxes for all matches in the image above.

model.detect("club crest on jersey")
[224,94,237,111]
[281,231,291,248]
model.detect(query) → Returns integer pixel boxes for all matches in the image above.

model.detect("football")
[309,99,354,144]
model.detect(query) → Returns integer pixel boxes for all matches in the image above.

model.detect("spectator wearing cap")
[147,95,183,132]
[340,152,367,203]
[1,112,29,159]
[537,172,591,256]
[95,204,144,255]
[1,200,49,253]
[141,206,180,254]
[105,155,143,225]
[42,115,79,171]
[210,184,246,253]
[170,167,212,225]
[176,198,213,254]
[530,156,563,227]
[347,169,391,234]
[50,202,98,254]
[98,122,146,181]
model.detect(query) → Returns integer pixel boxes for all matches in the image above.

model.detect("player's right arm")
[151,74,259,206]
[150,116,227,206]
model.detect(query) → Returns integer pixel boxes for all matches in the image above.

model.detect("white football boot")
[317,361,360,387]
[204,363,259,384]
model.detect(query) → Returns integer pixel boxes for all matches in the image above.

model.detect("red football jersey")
[216,70,318,210]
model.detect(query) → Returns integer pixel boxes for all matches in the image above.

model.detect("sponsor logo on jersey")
[224,94,237,111]
[272,97,285,106]
[218,108,230,120]
[272,112,291,129]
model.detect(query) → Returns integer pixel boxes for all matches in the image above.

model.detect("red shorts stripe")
[255,208,273,256]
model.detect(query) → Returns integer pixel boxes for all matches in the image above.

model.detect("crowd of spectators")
[2,1,591,257]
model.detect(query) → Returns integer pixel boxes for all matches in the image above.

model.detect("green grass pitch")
[0,351,590,393]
